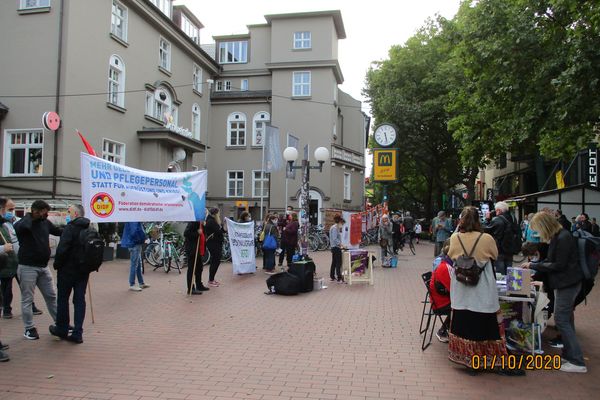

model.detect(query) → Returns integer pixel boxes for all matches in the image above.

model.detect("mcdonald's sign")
[373,149,398,181]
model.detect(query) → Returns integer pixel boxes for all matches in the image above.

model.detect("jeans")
[128,244,144,286]
[56,272,88,338]
[494,253,513,275]
[0,277,14,314]
[330,247,342,281]
[554,282,585,366]
[17,265,57,329]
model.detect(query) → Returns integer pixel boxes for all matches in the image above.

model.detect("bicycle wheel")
[308,234,319,252]
[170,245,182,274]
[144,243,161,266]
[318,234,330,251]
[409,240,416,255]
[221,240,232,262]
[163,255,170,273]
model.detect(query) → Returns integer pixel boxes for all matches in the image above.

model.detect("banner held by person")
[225,218,256,274]
[80,153,206,222]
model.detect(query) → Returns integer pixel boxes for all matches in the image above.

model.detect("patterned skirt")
[448,309,508,368]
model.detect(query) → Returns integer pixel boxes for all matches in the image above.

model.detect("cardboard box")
[506,267,531,296]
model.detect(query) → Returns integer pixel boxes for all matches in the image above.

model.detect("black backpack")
[499,215,522,255]
[573,230,600,280]
[79,228,104,273]
[265,272,302,295]
[454,233,485,286]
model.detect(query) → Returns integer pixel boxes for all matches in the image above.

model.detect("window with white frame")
[3,129,43,176]
[20,0,50,9]
[111,0,127,41]
[344,173,351,200]
[193,64,202,93]
[227,171,244,197]
[216,80,231,92]
[181,14,199,44]
[293,31,311,49]
[293,71,311,97]
[102,139,125,165]
[192,103,201,141]
[218,41,248,64]
[145,86,178,124]
[252,170,269,198]
[159,37,171,71]
[149,0,171,17]
[241,79,249,91]
[108,55,125,107]
[252,112,270,146]
[227,113,246,146]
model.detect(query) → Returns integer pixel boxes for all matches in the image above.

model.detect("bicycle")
[397,231,416,255]
[221,233,232,262]
[144,223,185,273]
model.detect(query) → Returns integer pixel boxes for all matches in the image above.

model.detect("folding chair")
[419,271,449,351]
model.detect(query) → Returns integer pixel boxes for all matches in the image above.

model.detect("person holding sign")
[121,222,150,292]
[205,208,225,287]
[184,221,208,295]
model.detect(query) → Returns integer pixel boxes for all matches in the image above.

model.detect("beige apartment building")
[0,1,367,224]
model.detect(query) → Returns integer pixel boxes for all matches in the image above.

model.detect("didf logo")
[91,193,115,218]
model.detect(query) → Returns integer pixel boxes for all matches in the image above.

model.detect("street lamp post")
[283,146,329,256]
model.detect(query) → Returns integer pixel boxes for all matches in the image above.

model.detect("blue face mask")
[65,215,72,224]
[3,212,14,221]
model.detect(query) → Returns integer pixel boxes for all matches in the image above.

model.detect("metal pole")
[285,178,288,214]
[260,134,266,221]
[300,159,310,255]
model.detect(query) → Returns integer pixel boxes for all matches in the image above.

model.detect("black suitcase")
[266,272,302,295]
[288,261,316,293]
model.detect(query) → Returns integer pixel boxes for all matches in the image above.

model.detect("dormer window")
[218,41,248,64]
[149,0,171,18]
[181,14,200,44]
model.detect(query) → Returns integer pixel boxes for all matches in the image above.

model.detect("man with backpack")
[483,201,521,274]
[49,204,96,344]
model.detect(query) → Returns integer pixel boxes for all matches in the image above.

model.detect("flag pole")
[188,234,201,296]
[260,129,266,222]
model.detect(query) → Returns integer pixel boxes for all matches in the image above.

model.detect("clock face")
[374,124,397,147]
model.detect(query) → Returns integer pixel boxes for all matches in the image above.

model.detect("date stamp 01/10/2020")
[471,354,561,370]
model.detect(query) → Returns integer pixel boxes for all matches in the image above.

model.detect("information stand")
[342,250,374,285]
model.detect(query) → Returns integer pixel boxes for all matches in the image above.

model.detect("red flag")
[77,130,97,156]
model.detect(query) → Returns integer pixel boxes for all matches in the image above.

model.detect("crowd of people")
[428,201,591,375]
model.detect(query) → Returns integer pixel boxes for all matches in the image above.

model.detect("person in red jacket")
[429,242,452,343]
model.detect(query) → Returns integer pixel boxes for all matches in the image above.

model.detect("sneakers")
[139,283,150,289]
[208,281,220,287]
[549,338,564,349]
[560,360,587,373]
[32,305,43,316]
[2,311,12,319]
[0,342,9,350]
[24,327,39,340]
[0,350,9,362]
[264,270,276,275]
[49,325,68,339]
[66,335,83,344]
[436,329,449,343]
[129,285,142,292]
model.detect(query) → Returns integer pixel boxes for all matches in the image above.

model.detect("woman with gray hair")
[378,214,394,266]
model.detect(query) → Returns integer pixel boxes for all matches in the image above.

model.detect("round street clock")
[374,123,397,147]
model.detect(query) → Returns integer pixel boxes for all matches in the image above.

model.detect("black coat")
[483,213,514,255]
[14,213,63,267]
[204,215,224,248]
[531,229,583,289]
[184,221,202,257]
[54,217,90,277]
[557,215,571,231]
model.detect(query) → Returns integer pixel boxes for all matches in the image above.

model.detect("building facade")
[0,1,367,224]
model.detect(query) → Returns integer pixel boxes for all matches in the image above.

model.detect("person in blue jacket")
[121,222,150,291]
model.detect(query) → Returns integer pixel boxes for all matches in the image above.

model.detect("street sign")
[373,149,398,182]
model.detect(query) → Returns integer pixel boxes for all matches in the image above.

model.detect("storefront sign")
[373,149,398,182]
[588,144,598,187]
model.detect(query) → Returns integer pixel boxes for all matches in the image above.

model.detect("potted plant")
[98,222,118,261]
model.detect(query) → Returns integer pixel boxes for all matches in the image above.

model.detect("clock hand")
[384,132,388,143]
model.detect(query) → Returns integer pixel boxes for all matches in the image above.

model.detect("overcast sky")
[178,0,462,173]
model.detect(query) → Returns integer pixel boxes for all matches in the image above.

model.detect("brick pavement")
[0,242,598,400]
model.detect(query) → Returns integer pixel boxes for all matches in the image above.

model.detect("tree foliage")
[364,0,600,216]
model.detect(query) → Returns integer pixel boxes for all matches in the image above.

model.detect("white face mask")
[271,219,277,224]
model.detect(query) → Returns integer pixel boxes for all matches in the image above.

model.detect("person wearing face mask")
[49,204,91,344]
[14,200,63,340]
[205,208,225,286]
[262,213,280,274]
[0,197,43,321]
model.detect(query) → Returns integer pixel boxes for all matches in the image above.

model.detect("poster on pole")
[80,153,207,222]
[265,125,284,172]
[341,211,359,249]
[225,218,256,274]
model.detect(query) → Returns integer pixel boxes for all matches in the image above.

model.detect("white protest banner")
[80,153,207,222]
[225,218,256,274]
